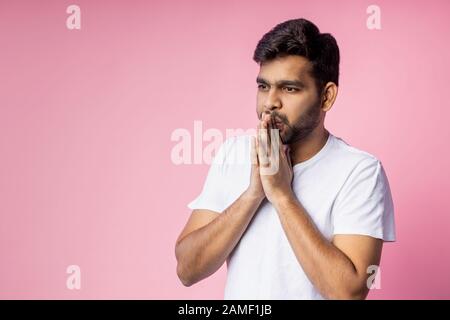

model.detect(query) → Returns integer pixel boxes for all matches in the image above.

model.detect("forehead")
[258,55,313,83]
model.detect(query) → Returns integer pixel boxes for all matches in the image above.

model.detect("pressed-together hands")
[246,113,295,205]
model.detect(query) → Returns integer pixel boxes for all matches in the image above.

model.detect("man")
[175,18,395,300]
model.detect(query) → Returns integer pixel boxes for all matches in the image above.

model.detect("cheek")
[284,93,317,118]
[281,98,304,122]
[256,96,264,115]
[256,92,263,104]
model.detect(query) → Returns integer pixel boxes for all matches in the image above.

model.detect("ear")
[321,82,338,112]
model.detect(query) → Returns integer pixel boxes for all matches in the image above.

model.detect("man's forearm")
[273,195,367,299]
[176,190,264,286]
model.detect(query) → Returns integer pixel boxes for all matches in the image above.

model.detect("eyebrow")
[256,77,306,88]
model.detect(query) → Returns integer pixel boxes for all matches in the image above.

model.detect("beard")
[271,98,322,145]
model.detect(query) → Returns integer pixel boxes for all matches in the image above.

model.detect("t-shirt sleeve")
[187,137,247,213]
[332,157,396,242]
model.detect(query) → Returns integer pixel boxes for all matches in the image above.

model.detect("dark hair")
[253,18,340,94]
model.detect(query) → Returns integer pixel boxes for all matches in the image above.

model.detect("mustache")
[260,111,289,126]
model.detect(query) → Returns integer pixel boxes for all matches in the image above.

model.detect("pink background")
[1,0,449,299]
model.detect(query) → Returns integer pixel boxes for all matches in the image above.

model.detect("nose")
[263,89,281,113]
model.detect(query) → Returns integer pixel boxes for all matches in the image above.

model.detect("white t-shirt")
[187,132,396,300]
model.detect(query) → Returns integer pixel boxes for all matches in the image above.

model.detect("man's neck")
[288,126,329,167]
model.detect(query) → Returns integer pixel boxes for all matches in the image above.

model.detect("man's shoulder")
[329,134,382,172]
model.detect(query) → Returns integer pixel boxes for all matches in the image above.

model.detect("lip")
[273,118,284,125]
[274,122,284,131]
[263,113,285,131]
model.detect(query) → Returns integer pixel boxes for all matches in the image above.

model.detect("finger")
[270,114,277,141]
[284,145,293,169]
[258,123,269,166]
[250,136,259,166]
[275,134,289,165]
[256,120,261,163]
[264,116,271,151]
[265,113,272,152]
[270,123,281,155]
[277,133,284,154]
[288,153,292,169]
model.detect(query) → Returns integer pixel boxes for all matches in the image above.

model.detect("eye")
[283,87,299,93]
[257,84,268,90]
